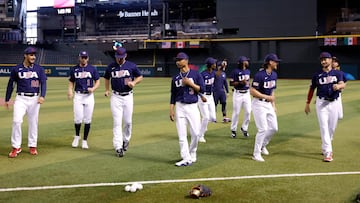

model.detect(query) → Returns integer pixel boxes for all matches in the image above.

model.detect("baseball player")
[170,52,205,167]
[198,57,217,143]
[104,47,143,157]
[213,60,231,123]
[5,47,47,158]
[305,52,345,162]
[68,51,100,149]
[331,56,347,120]
[250,53,280,162]
[229,56,251,138]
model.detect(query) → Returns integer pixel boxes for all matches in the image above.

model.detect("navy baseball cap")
[175,52,189,60]
[115,47,127,59]
[205,57,217,66]
[238,56,250,63]
[79,51,89,57]
[332,56,339,62]
[24,47,36,54]
[319,52,332,59]
[264,53,281,63]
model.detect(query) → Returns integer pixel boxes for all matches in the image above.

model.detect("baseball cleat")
[116,148,124,157]
[190,153,197,163]
[231,131,237,138]
[323,152,333,162]
[82,140,89,149]
[222,117,231,123]
[8,148,22,158]
[241,128,250,137]
[72,136,80,148]
[261,147,269,155]
[175,159,192,167]
[199,137,206,143]
[123,141,129,151]
[252,155,265,162]
[29,147,38,155]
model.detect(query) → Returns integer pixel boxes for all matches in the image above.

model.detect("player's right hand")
[304,103,311,115]
[104,91,110,97]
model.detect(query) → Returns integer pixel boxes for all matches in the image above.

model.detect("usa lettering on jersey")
[111,70,130,78]
[175,78,194,87]
[238,75,250,81]
[18,71,39,79]
[75,72,93,79]
[264,80,276,88]
[319,75,337,85]
[204,77,214,85]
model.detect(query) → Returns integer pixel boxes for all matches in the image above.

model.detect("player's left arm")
[128,75,143,88]
[88,79,100,93]
[38,68,47,104]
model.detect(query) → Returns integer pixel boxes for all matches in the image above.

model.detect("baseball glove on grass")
[189,184,212,199]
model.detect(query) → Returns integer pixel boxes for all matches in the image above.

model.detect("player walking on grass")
[250,54,280,162]
[304,52,345,162]
[5,47,47,158]
[170,52,205,167]
[104,47,143,157]
[68,51,100,149]
[229,56,251,138]
[213,60,231,123]
[198,57,217,143]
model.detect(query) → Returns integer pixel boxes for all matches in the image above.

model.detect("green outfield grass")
[0,77,359,203]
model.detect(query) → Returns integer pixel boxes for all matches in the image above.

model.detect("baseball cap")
[264,53,281,63]
[238,56,250,63]
[24,47,36,54]
[319,52,332,59]
[205,57,217,66]
[175,52,189,60]
[79,51,89,57]
[115,47,127,59]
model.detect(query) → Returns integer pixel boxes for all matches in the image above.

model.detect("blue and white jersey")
[310,68,344,99]
[69,64,100,92]
[103,61,142,93]
[251,69,277,96]
[5,63,47,101]
[213,71,229,93]
[201,70,216,94]
[230,68,251,91]
[170,69,205,104]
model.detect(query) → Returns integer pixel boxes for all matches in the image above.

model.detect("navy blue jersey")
[103,61,142,92]
[5,63,47,101]
[201,70,216,94]
[251,69,277,96]
[69,64,100,92]
[170,69,205,104]
[213,71,229,93]
[310,69,344,99]
[230,68,251,90]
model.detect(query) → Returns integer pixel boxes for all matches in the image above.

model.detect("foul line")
[0,171,359,192]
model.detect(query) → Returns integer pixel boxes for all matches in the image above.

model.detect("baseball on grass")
[130,184,137,192]
[137,183,143,190]
[124,185,131,192]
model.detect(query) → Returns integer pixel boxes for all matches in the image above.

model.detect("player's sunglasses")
[81,56,88,59]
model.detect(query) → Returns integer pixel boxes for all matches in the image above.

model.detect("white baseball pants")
[198,94,216,137]
[11,95,41,148]
[231,91,252,132]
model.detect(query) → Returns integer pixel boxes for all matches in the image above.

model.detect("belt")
[17,92,39,97]
[258,98,270,102]
[235,89,248,93]
[113,90,133,96]
[319,97,336,102]
[75,91,89,94]
[205,92,212,95]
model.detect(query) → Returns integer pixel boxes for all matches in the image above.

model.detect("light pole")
[148,0,151,39]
